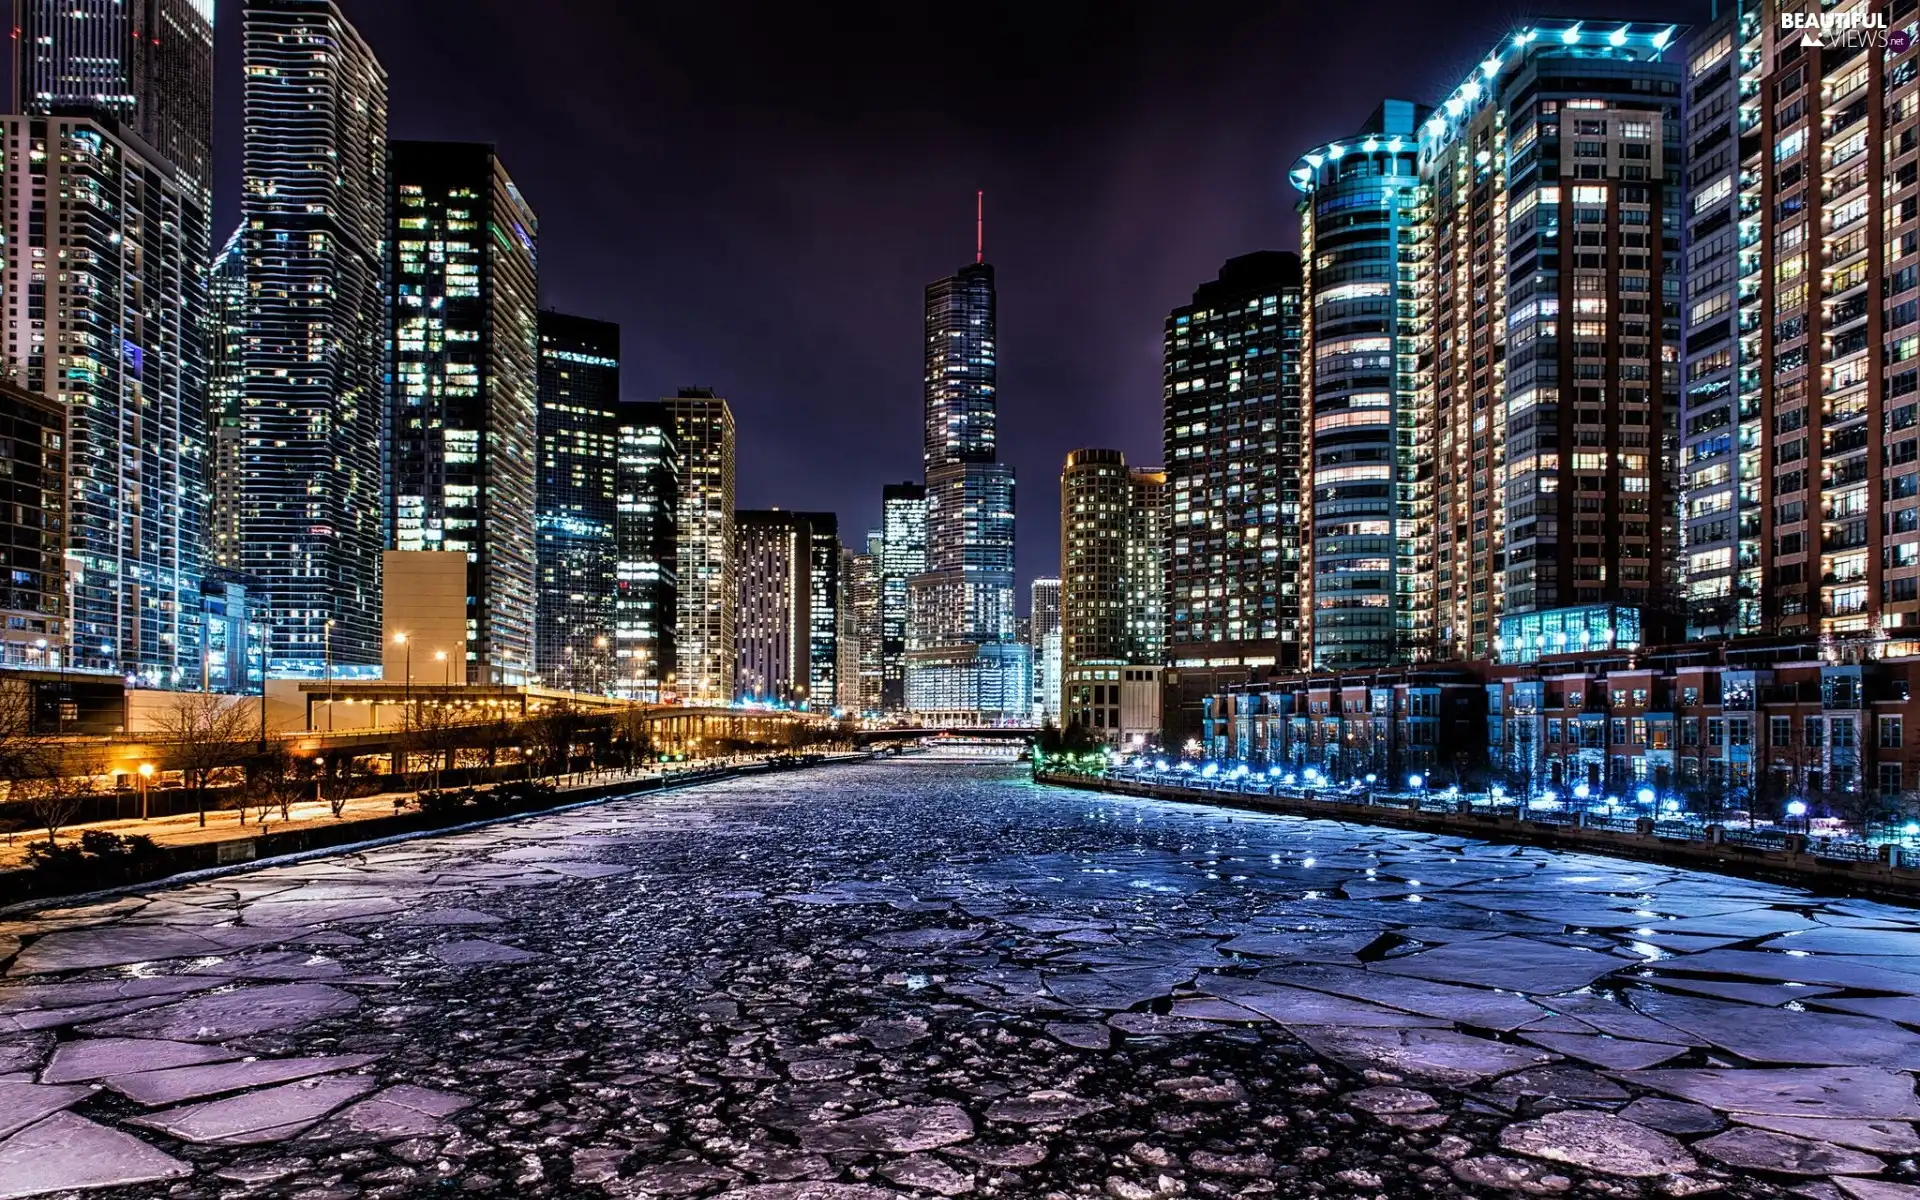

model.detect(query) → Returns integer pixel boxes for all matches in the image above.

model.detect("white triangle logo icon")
[1800,30,1824,46]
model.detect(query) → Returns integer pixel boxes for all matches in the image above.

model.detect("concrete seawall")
[1037,769,1920,903]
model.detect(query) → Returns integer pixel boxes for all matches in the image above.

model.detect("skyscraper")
[733,510,811,705]
[1420,22,1682,664]
[535,311,620,692]
[615,403,678,702]
[836,543,863,712]
[389,141,539,685]
[1161,252,1304,744]
[879,482,926,711]
[1680,8,1915,652]
[15,0,217,192]
[0,114,209,685]
[907,203,1022,720]
[796,512,840,709]
[241,0,389,676]
[208,224,247,572]
[1061,450,1165,743]
[0,380,66,671]
[664,390,736,705]
[851,540,883,714]
[1029,576,1062,725]
[1291,103,1436,670]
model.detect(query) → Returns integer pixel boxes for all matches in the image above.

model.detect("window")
[1883,716,1904,749]
[1833,719,1856,750]
[1708,718,1725,747]
[1806,716,1825,747]
[1882,762,1904,797]
[1771,716,1792,748]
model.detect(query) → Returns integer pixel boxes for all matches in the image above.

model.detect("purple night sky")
[207,0,1708,605]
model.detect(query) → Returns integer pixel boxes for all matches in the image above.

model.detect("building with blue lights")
[1290,102,1434,672]
[1420,19,1685,665]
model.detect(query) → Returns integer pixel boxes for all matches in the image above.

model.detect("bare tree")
[527,701,584,781]
[20,746,101,848]
[320,754,368,818]
[614,706,654,772]
[146,692,255,828]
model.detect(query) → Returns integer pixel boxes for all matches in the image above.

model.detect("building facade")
[1030,576,1061,724]
[0,380,66,671]
[796,512,840,709]
[614,403,678,702]
[16,0,216,192]
[734,510,811,705]
[535,311,620,692]
[850,541,883,714]
[1420,22,1685,663]
[1161,252,1305,749]
[879,482,926,711]
[241,0,389,676]
[1291,102,1437,671]
[908,249,1022,720]
[664,390,736,705]
[208,224,247,572]
[1061,449,1166,745]
[0,114,208,685]
[1679,4,1920,653]
[389,141,539,685]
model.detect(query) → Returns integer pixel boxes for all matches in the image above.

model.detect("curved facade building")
[1291,100,1435,670]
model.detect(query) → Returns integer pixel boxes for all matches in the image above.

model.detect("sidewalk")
[0,766,671,872]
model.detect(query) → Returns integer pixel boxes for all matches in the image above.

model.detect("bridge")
[854,726,1038,747]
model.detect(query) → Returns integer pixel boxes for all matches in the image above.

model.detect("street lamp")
[1787,798,1809,833]
[1636,786,1657,808]
[436,649,449,688]
[323,619,336,732]
[594,635,609,697]
[137,762,154,820]
[394,633,412,705]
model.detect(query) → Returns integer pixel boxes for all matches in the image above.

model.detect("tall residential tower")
[535,312,621,692]
[389,141,540,685]
[241,0,389,675]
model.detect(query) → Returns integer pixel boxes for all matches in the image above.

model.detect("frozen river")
[5,757,1920,1199]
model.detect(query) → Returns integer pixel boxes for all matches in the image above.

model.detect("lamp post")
[394,633,412,705]
[594,635,608,697]
[137,762,154,820]
[324,618,335,732]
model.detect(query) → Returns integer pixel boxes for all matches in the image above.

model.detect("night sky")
[204,0,1711,605]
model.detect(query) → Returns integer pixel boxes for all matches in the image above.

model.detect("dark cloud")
[211,0,1710,600]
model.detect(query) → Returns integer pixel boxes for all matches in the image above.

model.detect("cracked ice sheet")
[79,981,360,1042]
[0,1112,190,1197]
[129,1073,378,1144]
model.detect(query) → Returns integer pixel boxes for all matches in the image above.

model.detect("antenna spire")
[975,190,984,264]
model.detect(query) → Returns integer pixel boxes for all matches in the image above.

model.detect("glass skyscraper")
[907,240,1021,721]
[796,512,840,709]
[0,115,209,685]
[209,224,247,572]
[878,482,925,711]
[241,0,389,676]
[10,0,215,686]
[1291,102,1436,670]
[615,403,678,702]
[389,141,540,685]
[16,0,216,193]
[535,312,620,692]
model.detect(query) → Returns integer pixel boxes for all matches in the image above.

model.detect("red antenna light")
[975,190,984,264]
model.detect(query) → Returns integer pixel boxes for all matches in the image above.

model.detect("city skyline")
[182,0,1713,602]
